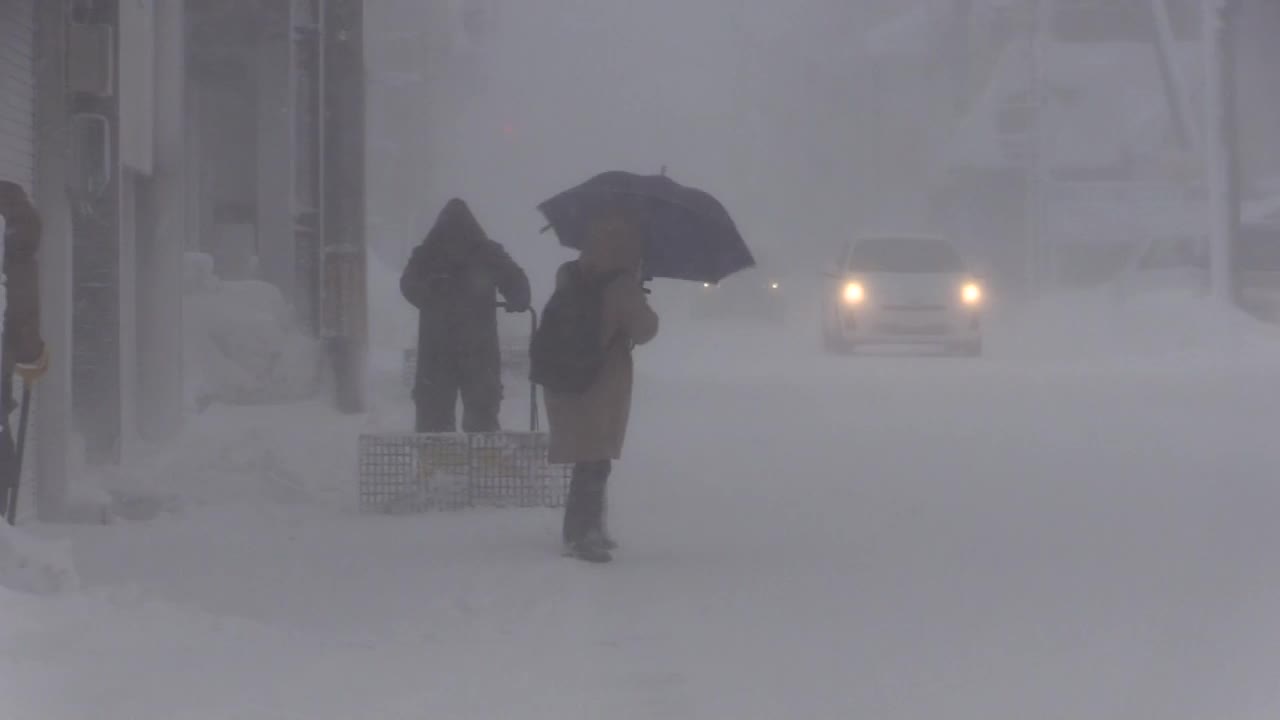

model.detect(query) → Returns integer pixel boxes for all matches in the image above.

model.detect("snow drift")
[183,253,321,407]
[0,523,78,595]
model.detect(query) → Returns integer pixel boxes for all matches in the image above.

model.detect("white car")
[821,235,984,356]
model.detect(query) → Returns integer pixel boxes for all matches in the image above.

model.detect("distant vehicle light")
[961,282,983,305]
[770,281,780,290]
[843,282,865,305]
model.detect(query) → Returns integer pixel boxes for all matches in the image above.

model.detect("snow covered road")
[7,303,1280,719]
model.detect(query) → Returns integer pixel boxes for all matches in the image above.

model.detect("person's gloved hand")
[14,346,49,384]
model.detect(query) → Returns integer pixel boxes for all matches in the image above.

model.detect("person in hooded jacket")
[401,199,531,433]
[545,216,659,562]
[0,181,49,523]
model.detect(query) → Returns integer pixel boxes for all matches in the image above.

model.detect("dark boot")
[563,461,606,546]
[569,530,613,563]
[0,425,17,524]
[561,473,590,547]
[599,484,617,550]
[566,461,612,562]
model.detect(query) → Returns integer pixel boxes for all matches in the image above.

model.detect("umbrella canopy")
[538,171,755,284]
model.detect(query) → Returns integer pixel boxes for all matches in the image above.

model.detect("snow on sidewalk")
[5,291,1280,719]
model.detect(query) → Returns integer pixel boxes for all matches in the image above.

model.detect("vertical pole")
[949,0,975,116]
[1150,0,1200,153]
[316,0,327,336]
[256,1,296,303]
[137,0,186,442]
[1203,0,1240,304]
[322,0,367,414]
[70,0,123,466]
[288,0,322,337]
[1026,0,1051,296]
[34,0,71,519]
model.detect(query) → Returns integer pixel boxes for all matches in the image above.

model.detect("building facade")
[1,0,366,521]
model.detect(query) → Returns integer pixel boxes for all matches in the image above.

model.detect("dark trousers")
[0,422,18,523]
[563,460,611,545]
[414,354,502,433]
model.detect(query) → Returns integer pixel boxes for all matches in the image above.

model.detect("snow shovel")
[359,306,569,513]
[4,383,32,525]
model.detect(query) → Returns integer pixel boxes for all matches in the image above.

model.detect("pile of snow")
[0,522,78,595]
[96,399,372,512]
[999,287,1280,369]
[183,253,321,407]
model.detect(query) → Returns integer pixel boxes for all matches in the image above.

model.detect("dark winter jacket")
[400,199,531,376]
[0,181,43,411]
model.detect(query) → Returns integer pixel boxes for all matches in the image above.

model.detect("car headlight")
[842,281,865,305]
[769,281,780,291]
[961,281,983,306]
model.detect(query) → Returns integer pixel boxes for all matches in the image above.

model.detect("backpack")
[529,264,627,394]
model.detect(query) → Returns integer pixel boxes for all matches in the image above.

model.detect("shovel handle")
[497,303,540,432]
[5,384,32,525]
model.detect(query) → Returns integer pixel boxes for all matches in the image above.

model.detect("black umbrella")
[538,171,754,284]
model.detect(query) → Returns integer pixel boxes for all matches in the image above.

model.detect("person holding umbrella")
[540,216,659,563]
[535,170,754,563]
[0,181,49,524]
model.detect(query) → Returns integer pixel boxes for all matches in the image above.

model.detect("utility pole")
[1026,0,1053,297]
[137,0,187,443]
[1149,0,1199,154]
[1203,0,1242,304]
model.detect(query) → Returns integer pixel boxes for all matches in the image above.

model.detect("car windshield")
[847,237,964,274]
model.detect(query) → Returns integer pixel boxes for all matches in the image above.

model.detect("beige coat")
[545,221,659,464]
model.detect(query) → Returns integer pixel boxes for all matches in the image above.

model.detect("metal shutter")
[0,0,35,193]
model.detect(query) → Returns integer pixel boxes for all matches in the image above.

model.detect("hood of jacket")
[422,198,487,262]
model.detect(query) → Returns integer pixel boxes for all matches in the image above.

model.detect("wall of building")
[187,0,367,413]
[254,3,295,302]
[1235,0,1280,196]
[11,0,369,518]
[134,0,187,443]
[38,0,188,514]
[0,0,35,190]
[0,0,40,520]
